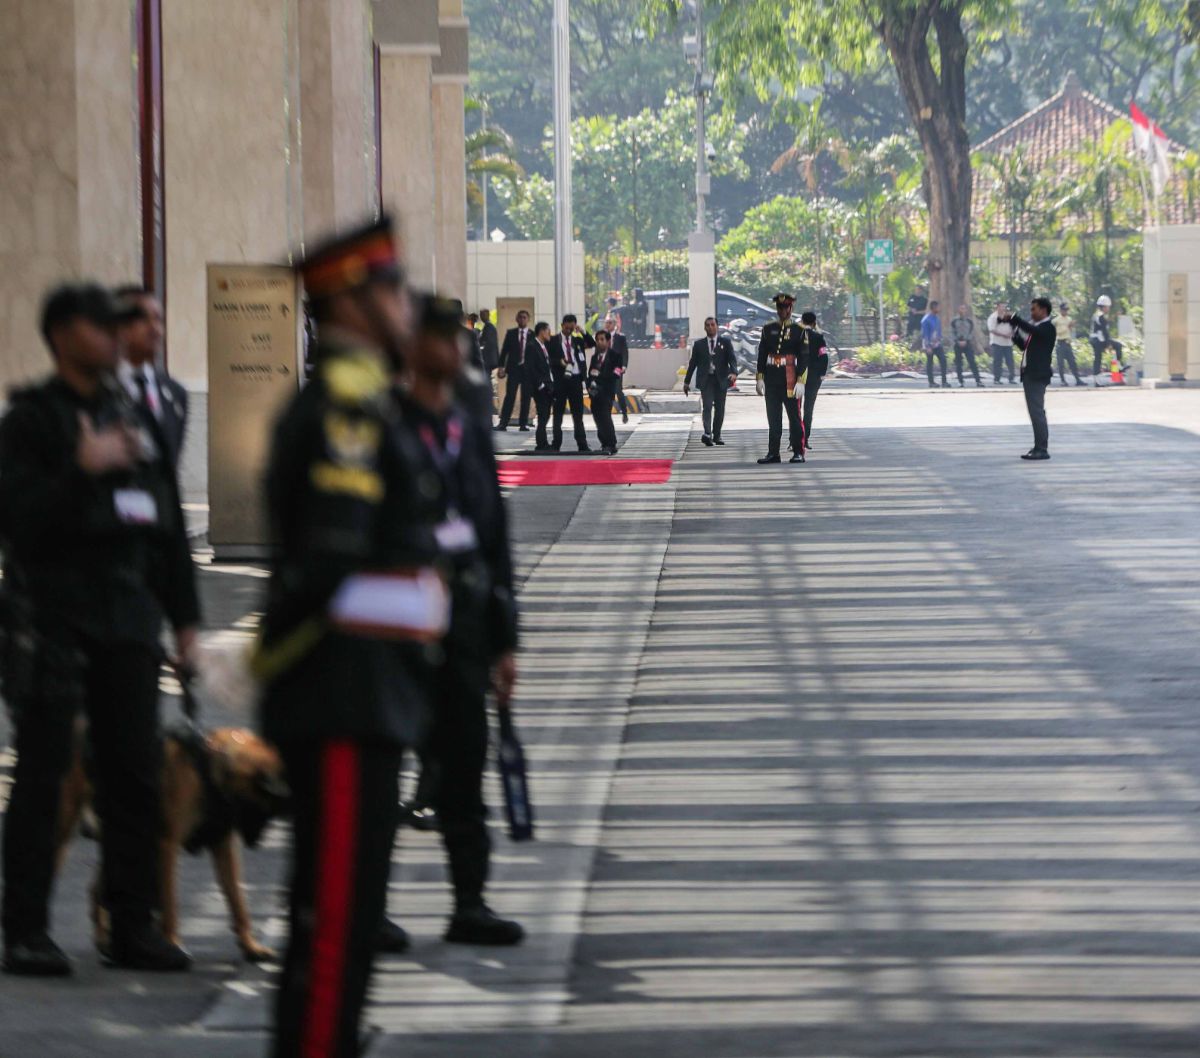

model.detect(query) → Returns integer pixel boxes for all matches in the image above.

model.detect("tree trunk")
[880,1,974,327]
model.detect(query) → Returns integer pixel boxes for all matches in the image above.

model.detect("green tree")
[975,146,1049,275]
[464,97,525,238]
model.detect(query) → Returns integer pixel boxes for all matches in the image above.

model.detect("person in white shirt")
[986,301,1016,384]
[114,285,189,468]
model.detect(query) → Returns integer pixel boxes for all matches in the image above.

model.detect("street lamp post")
[552,0,573,321]
[686,1,715,346]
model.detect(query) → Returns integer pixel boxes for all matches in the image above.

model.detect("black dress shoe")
[713,438,725,446]
[106,923,191,971]
[518,425,530,432]
[399,802,440,831]
[378,918,411,954]
[3,933,72,977]
[757,454,781,464]
[1020,449,1050,461]
[577,446,593,454]
[789,452,806,463]
[493,424,508,432]
[701,434,714,446]
[534,444,555,453]
[622,412,629,424]
[444,905,525,947]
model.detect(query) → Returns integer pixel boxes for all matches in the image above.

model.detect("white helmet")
[1096,295,1112,308]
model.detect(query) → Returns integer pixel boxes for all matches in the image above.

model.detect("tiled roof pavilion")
[972,71,1198,233]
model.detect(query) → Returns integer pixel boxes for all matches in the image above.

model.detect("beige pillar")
[162,1,303,388]
[0,0,139,388]
[374,0,439,289]
[299,0,378,241]
[432,8,469,302]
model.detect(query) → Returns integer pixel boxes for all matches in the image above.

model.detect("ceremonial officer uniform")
[1,284,199,976]
[756,294,808,464]
[799,317,828,450]
[393,297,524,944]
[256,220,448,1058]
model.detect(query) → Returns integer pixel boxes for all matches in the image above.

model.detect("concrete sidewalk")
[2,391,1199,1056]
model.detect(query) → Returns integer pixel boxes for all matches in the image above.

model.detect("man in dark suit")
[603,316,631,423]
[547,314,594,452]
[1004,296,1057,461]
[478,309,500,373]
[114,286,189,469]
[683,317,737,446]
[799,312,829,452]
[587,329,621,455]
[526,322,555,451]
[496,309,533,431]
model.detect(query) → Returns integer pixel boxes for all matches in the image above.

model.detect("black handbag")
[496,700,534,842]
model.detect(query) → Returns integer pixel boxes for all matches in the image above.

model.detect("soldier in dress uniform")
[799,311,828,453]
[254,217,449,1058]
[755,292,808,464]
[390,295,524,946]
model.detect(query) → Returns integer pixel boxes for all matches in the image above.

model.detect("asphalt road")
[2,386,1198,1057]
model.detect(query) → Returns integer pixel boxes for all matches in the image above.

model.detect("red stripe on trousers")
[302,740,360,1058]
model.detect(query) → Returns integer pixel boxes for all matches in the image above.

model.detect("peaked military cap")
[299,216,403,301]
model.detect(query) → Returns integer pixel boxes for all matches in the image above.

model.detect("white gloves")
[755,377,764,397]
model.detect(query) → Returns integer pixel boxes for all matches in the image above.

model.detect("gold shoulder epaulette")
[322,350,388,406]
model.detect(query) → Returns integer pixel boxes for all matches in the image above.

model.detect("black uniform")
[257,340,444,1058]
[479,320,500,373]
[525,340,554,450]
[0,376,199,948]
[610,331,631,420]
[399,392,519,914]
[588,345,622,452]
[757,318,808,458]
[949,315,983,386]
[685,334,737,442]
[548,331,594,451]
[800,327,829,447]
[497,326,532,429]
[906,292,928,340]
[1011,314,1057,454]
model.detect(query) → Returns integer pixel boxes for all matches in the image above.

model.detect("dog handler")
[0,284,200,976]
[255,217,447,1058]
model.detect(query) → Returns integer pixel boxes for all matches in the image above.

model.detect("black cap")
[300,215,403,301]
[772,292,795,306]
[40,282,139,344]
[414,293,464,337]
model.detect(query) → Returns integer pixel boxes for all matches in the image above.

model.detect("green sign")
[865,239,894,275]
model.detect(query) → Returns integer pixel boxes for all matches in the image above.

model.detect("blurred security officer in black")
[114,286,190,469]
[683,317,736,446]
[495,310,532,431]
[255,217,448,1058]
[548,314,594,452]
[478,308,500,374]
[1004,296,1057,461]
[603,315,632,424]
[527,322,555,452]
[799,311,828,452]
[587,329,622,455]
[755,292,807,464]
[393,295,524,945]
[1,284,200,976]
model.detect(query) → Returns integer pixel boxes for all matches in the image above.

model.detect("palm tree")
[465,96,524,238]
[976,146,1042,275]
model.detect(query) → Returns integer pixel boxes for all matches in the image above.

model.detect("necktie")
[709,338,715,359]
[519,329,526,364]
[135,372,154,416]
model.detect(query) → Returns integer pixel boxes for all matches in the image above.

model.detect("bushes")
[838,341,925,374]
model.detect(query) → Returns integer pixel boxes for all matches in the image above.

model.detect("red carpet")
[497,458,674,487]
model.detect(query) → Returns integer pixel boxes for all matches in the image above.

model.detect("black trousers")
[926,344,948,385]
[954,340,982,384]
[273,738,402,1058]
[2,639,162,942]
[1056,340,1082,382]
[497,367,530,428]
[764,381,804,457]
[1091,339,1123,376]
[699,378,728,439]
[532,385,552,448]
[802,374,823,445]
[991,344,1015,382]
[615,377,629,418]
[1023,378,1049,452]
[416,664,491,911]
[591,384,618,450]
[552,376,588,450]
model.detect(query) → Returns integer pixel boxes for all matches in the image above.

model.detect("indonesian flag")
[1131,103,1173,197]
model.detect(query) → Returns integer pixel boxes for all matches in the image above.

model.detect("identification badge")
[435,516,479,554]
[113,488,159,526]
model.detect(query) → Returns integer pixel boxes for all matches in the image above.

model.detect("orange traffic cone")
[653,325,664,349]
[1110,357,1124,385]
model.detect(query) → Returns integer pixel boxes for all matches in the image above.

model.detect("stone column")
[0,0,139,388]
[374,0,440,289]
[162,0,302,388]
[432,7,469,301]
[299,0,378,242]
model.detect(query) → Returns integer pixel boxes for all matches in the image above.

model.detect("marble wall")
[0,0,139,388]
[1143,225,1200,384]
